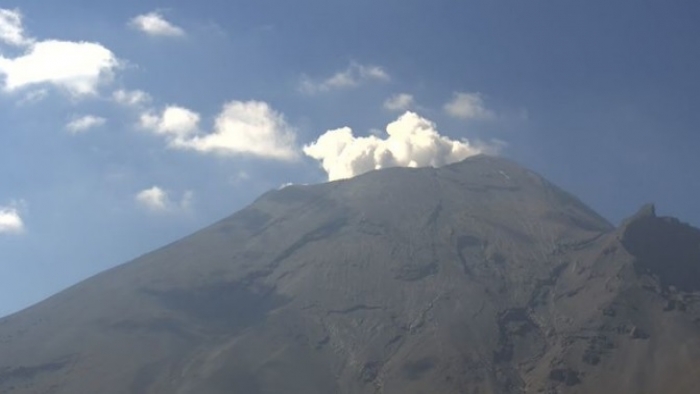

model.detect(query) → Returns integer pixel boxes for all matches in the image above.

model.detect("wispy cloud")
[16,88,48,105]
[65,115,106,134]
[299,62,390,94]
[129,12,185,37]
[383,93,415,111]
[140,100,299,161]
[113,89,151,107]
[443,92,494,120]
[0,202,25,235]
[0,8,121,97]
[135,186,192,213]
[0,8,33,47]
[304,111,501,181]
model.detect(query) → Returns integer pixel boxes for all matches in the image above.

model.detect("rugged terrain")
[1,155,699,393]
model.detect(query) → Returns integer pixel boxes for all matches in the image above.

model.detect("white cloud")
[0,9,120,97]
[304,111,498,181]
[299,62,390,94]
[443,92,494,120]
[129,12,185,37]
[177,101,298,160]
[0,9,33,47]
[141,101,299,161]
[135,186,168,211]
[113,89,151,107]
[65,115,106,134]
[139,105,200,138]
[0,40,120,96]
[135,186,192,213]
[0,205,24,235]
[383,93,415,111]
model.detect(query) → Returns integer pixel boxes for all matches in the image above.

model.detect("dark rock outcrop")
[620,204,700,292]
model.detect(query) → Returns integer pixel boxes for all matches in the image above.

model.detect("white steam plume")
[304,111,499,181]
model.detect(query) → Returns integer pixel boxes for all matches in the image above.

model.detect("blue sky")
[1,0,699,317]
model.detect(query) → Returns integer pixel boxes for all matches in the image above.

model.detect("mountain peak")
[621,203,657,225]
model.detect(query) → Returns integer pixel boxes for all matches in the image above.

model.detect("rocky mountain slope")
[1,155,699,393]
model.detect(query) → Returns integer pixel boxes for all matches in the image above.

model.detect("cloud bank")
[299,62,390,94]
[129,12,185,37]
[304,111,496,181]
[0,8,120,96]
[140,100,298,161]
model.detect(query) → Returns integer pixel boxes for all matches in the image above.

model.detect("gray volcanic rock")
[620,204,700,292]
[1,155,699,394]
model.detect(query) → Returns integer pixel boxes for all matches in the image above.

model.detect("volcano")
[1,155,699,393]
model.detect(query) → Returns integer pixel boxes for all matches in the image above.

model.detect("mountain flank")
[1,155,699,394]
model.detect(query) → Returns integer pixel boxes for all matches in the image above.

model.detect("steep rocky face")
[620,204,700,292]
[0,155,699,394]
